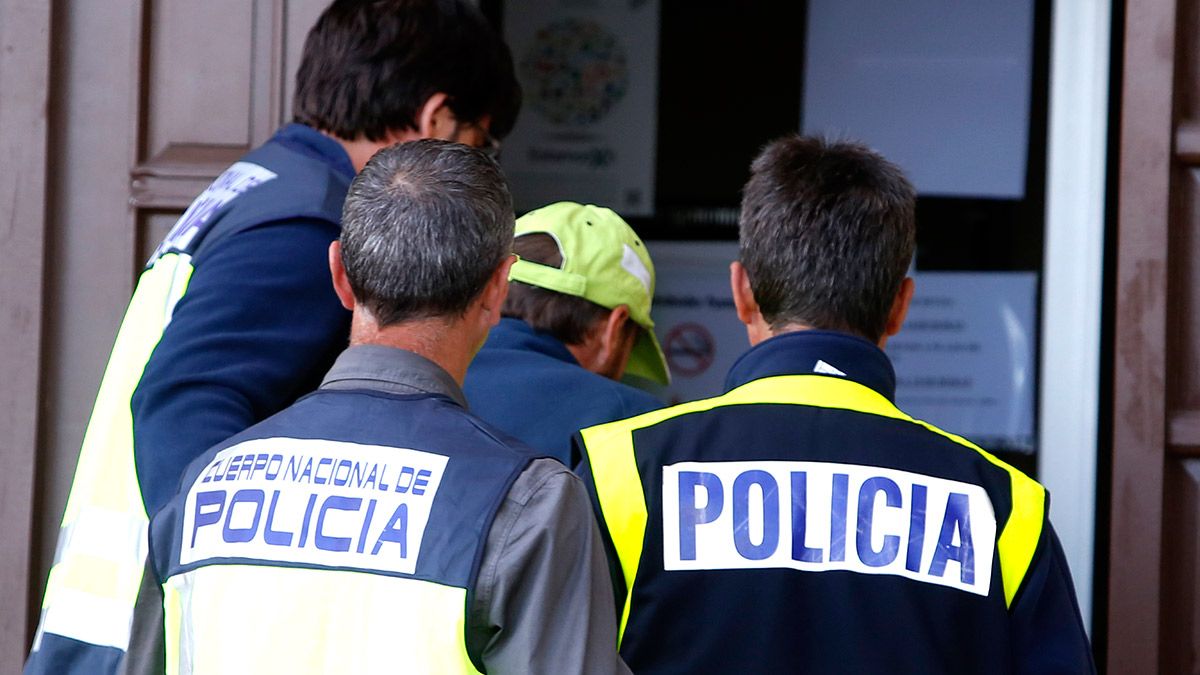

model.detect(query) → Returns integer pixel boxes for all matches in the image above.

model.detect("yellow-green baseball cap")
[510,201,670,385]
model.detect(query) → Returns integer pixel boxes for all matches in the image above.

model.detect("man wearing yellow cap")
[464,201,667,464]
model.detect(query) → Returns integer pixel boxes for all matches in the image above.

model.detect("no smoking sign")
[664,322,716,378]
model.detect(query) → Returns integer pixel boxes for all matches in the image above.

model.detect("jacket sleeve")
[469,458,632,675]
[131,217,349,515]
[1009,522,1097,674]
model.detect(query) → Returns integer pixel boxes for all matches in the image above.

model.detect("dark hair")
[738,135,916,342]
[293,0,521,142]
[339,139,514,325]
[502,233,610,344]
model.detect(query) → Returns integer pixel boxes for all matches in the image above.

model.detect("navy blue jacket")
[576,330,1095,674]
[464,318,662,464]
[131,124,354,514]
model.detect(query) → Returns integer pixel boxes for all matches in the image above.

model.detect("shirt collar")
[723,329,897,401]
[484,318,580,366]
[272,123,356,181]
[320,344,468,408]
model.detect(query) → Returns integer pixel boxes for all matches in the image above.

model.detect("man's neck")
[765,323,885,349]
[348,313,479,385]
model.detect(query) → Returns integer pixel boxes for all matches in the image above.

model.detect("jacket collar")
[484,318,581,366]
[320,344,468,408]
[723,329,897,401]
[273,123,356,182]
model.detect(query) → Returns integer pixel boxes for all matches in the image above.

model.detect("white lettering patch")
[181,438,448,576]
[151,161,278,261]
[662,460,996,596]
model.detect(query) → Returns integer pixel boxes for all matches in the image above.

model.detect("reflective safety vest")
[577,331,1048,674]
[149,388,532,675]
[27,127,351,674]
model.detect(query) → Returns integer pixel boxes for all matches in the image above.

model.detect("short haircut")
[340,139,514,325]
[293,0,521,142]
[502,233,609,345]
[739,135,916,342]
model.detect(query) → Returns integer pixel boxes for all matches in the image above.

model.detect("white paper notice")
[803,0,1034,198]
[643,248,1036,451]
[887,272,1037,452]
[502,0,660,215]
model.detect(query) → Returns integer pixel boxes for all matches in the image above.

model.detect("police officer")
[575,135,1095,673]
[142,140,628,675]
[27,2,520,672]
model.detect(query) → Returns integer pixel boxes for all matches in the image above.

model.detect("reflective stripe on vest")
[580,374,1045,645]
[32,253,194,652]
[163,565,482,675]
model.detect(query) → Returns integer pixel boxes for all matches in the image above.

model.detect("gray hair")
[739,135,916,342]
[339,139,514,325]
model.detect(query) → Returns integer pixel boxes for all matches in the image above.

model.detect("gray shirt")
[129,344,629,675]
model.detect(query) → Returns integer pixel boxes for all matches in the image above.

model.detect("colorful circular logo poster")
[521,18,629,126]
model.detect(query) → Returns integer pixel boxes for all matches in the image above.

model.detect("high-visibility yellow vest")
[28,130,351,674]
[33,252,195,655]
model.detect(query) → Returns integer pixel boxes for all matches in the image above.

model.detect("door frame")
[0,0,53,669]
[1107,0,1175,670]
[1038,0,1113,636]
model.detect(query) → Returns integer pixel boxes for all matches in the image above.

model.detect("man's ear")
[730,261,757,324]
[599,304,633,360]
[880,276,915,346]
[416,92,454,140]
[478,254,516,325]
[578,304,635,380]
[329,241,356,311]
[730,261,771,345]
